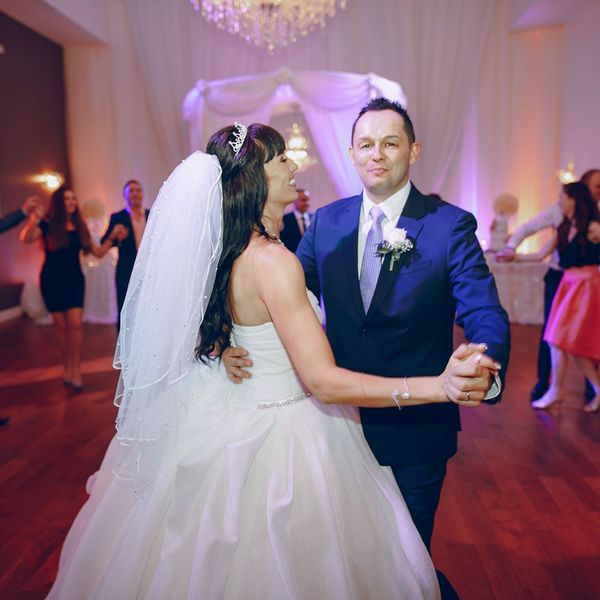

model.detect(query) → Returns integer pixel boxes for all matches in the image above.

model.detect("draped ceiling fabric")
[182,69,407,197]
[61,0,570,243]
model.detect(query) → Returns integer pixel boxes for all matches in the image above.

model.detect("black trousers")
[537,268,563,385]
[392,461,459,599]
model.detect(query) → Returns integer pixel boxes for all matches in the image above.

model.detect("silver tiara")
[229,122,247,155]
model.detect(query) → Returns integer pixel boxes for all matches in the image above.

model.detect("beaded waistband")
[256,392,311,410]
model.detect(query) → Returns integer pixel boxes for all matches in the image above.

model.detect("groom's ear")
[409,142,421,165]
[348,145,356,166]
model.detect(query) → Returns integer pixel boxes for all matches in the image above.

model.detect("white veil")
[113,151,223,490]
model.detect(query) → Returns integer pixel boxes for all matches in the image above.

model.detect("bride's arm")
[254,244,496,408]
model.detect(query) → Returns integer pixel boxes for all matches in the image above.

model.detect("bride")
[48,123,496,599]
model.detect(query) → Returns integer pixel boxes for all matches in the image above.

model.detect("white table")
[486,255,547,325]
[82,250,118,324]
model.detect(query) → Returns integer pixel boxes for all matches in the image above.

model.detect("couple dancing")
[48,99,509,599]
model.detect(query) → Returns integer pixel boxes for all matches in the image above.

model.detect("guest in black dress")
[20,186,126,389]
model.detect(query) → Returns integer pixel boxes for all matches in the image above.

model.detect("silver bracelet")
[392,377,410,411]
[402,376,410,400]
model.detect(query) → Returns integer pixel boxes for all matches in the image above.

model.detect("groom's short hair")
[351,98,416,146]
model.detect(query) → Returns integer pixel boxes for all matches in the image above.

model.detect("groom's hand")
[443,343,501,407]
[223,346,253,383]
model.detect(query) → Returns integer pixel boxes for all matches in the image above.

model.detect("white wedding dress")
[48,292,440,599]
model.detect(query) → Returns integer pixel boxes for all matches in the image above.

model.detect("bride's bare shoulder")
[250,238,305,287]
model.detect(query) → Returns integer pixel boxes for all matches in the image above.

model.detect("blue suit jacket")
[297,185,510,467]
[0,208,27,234]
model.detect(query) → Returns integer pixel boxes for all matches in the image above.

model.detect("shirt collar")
[361,180,412,222]
[126,206,146,219]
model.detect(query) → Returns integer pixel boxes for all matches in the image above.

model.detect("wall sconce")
[33,171,64,191]
[557,161,575,184]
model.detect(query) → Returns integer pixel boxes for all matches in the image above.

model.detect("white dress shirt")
[129,210,147,250]
[357,181,411,276]
[293,209,310,234]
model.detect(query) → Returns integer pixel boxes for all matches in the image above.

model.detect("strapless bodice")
[226,290,322,408]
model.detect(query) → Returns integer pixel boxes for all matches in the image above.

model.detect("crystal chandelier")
[285,123,317,172]
[190,0,348,51]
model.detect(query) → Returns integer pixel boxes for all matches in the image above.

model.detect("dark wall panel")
[0,11,70,284]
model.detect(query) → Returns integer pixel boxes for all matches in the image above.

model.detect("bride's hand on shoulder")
[441,343,501,407]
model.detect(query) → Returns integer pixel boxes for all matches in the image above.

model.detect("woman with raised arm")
[48,124,497,599]
[518,181,600,412]
[20,185,127,389]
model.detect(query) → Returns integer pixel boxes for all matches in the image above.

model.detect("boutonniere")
[376,228,414,271]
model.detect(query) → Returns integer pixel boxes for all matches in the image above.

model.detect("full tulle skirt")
[49,305,439,599]
[545,266,600,362]
[48,364,439,599]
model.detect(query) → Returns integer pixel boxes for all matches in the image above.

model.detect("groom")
[227,99,510,595]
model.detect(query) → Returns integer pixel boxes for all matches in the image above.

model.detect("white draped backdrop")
[4,0,595,321]
[182,68,407,197]
[60,0,588,248]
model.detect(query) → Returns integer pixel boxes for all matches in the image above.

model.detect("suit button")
[360,328,368,338]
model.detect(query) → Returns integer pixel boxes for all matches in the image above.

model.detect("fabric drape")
[64,0,565,233]
[183,69,407,197]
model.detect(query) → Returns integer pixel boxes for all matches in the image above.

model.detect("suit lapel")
[366,185,425,319]
[290,214,302,239]
[121,209,133,228]
[340,196,364,317]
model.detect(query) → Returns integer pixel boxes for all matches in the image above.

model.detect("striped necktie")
[359,205,385,312]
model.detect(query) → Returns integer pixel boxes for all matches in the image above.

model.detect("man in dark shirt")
[100,180,148,329]
[280,189,312,253]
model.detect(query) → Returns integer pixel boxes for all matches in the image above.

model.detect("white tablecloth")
[82,250,118,324]
[486,255,546,325]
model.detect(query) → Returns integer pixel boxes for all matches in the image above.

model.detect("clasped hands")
[109,224,129,242]
[442,343,501,407]
[23,195,44,221]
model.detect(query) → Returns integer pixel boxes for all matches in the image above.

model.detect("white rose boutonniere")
[376,228,414,271]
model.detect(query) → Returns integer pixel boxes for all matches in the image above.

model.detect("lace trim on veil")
[112,152,223,494]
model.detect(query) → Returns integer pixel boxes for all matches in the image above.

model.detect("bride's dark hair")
[197,123,286,362]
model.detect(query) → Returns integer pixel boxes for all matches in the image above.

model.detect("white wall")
[0,0,108,44]
[4,0,598,239]
[560,0,600,175]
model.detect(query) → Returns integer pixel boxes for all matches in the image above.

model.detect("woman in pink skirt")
[521,182,599,412]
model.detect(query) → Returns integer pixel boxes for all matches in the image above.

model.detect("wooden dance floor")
[0,317,598,599]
